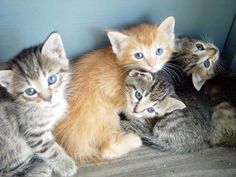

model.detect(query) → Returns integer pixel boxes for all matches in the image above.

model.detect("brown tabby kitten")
[121,70,212,152]
[204,75,236,147]
[169,37,220,90]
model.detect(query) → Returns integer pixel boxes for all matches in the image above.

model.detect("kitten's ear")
[0,70,13,88]
[174,37,183,51]
[164,97,186,114]
[129,70,153,82]
[158,16,175,40]
[41,33,67,61]
[192,73,206,91]
[107,31,129,55]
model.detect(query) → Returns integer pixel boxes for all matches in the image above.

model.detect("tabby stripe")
[29,139,43,148]
[48,151,59,159]
[36,141,55,154]
[42,140,54,148]
[4,155,32,173]
[34,120,51,128]
[27,130,47,138]
[60,68,69,73]
[126,84,136,90]
[150,81,159,93]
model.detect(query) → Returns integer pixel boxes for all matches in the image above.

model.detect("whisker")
[162,67,175,83]
[165,63,184,81]
[164,65,182,82]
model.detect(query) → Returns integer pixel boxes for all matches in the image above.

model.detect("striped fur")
[0,33,77,177]
[204,76,236,147]
[121,70,212,153]
[168,37,219,90]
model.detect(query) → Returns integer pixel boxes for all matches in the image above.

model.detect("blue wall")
[0,0,235,63]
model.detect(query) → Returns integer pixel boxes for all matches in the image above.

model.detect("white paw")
[52,155,77,177]
[124,133,142,148]
[101,133,142,160]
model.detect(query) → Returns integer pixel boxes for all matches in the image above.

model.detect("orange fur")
[54,17,175,163]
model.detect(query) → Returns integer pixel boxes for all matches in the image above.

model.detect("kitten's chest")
[21,100,67,130]
[41,101,67,125]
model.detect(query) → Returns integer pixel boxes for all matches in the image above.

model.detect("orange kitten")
[54,16,175,162]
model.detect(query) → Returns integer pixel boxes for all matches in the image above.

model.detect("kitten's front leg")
[33,133,77,177]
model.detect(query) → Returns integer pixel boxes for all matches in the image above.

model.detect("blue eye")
[48,74,57,85]
[134,52,144,60]
[196,44,204,50]
[135,91,142,100]
[25,88,37,96]
[204,59,210,68]
[147,107,155,113]
[156,48,164,56]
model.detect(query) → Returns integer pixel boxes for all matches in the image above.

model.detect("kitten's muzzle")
[41,95,52,102]
[133,107,138,113]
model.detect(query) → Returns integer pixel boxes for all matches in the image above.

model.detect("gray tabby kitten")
[121,70,212,152]
[204,76,236,147]
[169,37,219,90]
[0,33,77,177]
[171,37,235,147]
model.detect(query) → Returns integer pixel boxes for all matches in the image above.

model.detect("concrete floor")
[77,146,236,177]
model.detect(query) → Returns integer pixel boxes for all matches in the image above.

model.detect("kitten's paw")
[124,133,142,149]
[101,133,142,160]
[52,155,77,177]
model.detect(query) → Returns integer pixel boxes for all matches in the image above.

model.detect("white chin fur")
[148,62,165,73]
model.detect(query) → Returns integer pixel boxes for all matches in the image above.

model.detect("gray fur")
[167,37,219,90]
[204,76,236,147]
[121,70,212,153]
[0,33,77,177]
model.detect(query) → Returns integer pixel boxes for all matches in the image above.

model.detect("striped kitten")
[204,75,236,147]
[121,70,212,152]
[169,37,219,90]
[0,33,77,177]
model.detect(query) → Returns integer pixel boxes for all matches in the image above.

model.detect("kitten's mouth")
[149,68,159,73]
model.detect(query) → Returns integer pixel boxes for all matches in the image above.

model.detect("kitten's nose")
[133,107,138,113]
[43,95,52,102]
[147,60,156,68]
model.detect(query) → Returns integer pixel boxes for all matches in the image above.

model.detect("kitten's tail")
[140,134,172,152]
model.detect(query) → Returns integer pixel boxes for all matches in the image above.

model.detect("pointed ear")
[164,97,186,114]
[128,70,153,82]
[41,33,67,60]
[158,16,175,40]
[192,73,206,91]
[0,70,13,88]
[107,31,129,55]
[174,37,183,51]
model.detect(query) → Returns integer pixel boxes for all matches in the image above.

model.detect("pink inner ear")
[158,17,175,35]
[108,32,129,55]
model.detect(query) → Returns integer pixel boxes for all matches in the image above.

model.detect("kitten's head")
[125,70,186,119]
[108,16,175,73]
[174,37,219,90]
[0,33,70,107]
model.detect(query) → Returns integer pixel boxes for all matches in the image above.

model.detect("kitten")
[169,37,220,90]
[121,70,212,152]
[0,33,77,177]
[204,75,236,147]
[54,16,176,162]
